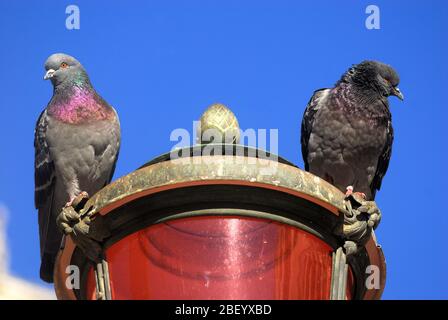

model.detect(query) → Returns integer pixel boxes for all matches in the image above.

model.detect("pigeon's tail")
[40,252,57,283]
[38,191,64,283]
[38,213,63,283]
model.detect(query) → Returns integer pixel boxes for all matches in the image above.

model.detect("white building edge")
[0,206,55,300]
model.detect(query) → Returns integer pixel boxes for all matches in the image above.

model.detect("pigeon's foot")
[65,198,75,208]
[345,186,366,199]
[65,191,89,208]
[354,192,366,199]
[345,186,354,197]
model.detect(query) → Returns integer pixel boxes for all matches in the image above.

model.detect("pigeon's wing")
[301,89,329,171]
[105,147,119,185]
[34,110,56,254]
[370,118,394,199]
[104,109,121,186]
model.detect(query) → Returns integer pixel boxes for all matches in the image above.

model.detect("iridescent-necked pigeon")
[34,53,120,282]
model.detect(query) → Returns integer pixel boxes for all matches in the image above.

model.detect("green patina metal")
[78,151,347,219]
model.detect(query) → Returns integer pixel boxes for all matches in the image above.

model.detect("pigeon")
[301,61,403,201]
[34,53,120,282]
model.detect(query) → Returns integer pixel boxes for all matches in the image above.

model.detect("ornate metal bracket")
[342,194,382,256]
[56,193,112,300]
[94,259,112,300]
[330,247,348,300]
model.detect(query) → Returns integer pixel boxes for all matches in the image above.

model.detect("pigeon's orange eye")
[60,62,69,69]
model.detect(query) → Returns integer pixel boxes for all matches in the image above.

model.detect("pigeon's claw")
[345,186,366,200]
[65,191,89,208]
[73,191,89,208]
[79,191,89,198]
[354,192,366,199]
[65,197,76,208]
[345,185,354,197]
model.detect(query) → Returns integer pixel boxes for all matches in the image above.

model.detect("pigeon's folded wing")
[301,88,329,171]
[34,109,56,253]
[370,118,394,199]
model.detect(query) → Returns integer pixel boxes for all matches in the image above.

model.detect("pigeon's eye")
[60,62,69,69]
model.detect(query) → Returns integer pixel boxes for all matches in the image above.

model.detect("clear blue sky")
[0,0,447,299]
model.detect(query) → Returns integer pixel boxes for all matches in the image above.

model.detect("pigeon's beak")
[44,69,55,80]
[392,86,404,101]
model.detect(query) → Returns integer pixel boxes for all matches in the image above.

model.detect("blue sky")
[0,0,447,299]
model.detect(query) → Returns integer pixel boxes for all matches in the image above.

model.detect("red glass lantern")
[54,146,385,300]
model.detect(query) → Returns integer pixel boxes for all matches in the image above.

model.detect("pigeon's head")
[345,60,403,101]
[44,53,89,88]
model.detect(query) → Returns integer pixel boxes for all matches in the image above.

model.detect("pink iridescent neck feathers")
[48,86,114,124]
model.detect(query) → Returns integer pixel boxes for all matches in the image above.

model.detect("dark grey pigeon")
[301,61,403,200]
[35,53,120,282]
